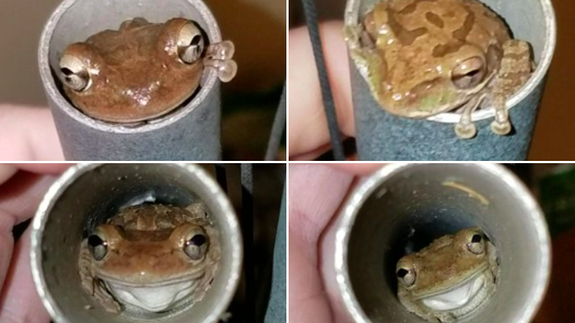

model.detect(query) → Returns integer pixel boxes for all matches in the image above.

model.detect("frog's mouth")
[419,270,491,313]
[104,277,202,312]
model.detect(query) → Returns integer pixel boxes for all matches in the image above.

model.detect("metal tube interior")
[31,164,241,323]
[343,164,550,323]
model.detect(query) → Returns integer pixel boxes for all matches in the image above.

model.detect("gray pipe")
[344,0,556,161]
[323,163,550,323]
[39,0,224,161]
[30,164,242,323]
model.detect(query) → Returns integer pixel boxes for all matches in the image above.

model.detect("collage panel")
[0,0,286,161]
[0,163,286,323]
[289,163,575,322]
[288,0,574,161]
[4,1,575,323]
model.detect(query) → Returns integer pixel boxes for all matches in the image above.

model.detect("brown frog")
[60,18,237,123]
[396,228,499,322]
[79,203,220,313]
[345,0,533,139]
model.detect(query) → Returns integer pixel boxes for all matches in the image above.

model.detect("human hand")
[0,105,64,161]
[289,22,354,160]
[289,164,382,322]
[0,164,69,322]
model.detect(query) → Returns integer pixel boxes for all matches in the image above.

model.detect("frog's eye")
[396,267,416,287]
[184,228,209,261]
[59,54,91,92]
[88,233,108,261]
[466,233,485,255]
[452,57,486,89]
[177,22,205,64]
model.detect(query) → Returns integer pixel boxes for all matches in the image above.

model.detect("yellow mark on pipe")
[443,181,489,205]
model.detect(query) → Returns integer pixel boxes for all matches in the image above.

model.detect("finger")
[0,225,51,323]
[290,143,334,161]
[330,163,385,176]
[0,209,15,296]
[0,172,62,224]
[0,164,68,186]
[0,105,64,161]
[289,22,354,158]
[0,165,18,185]
[14,163,71,175]
[289,165,355,323]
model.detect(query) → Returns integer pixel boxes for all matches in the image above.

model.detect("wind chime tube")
[322,163,550,323]
[39,0,224,160]
[30,164,242,323]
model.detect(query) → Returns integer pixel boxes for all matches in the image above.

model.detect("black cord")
[301,0,345,160]
[240,164,254,322]
[265,84,286,161]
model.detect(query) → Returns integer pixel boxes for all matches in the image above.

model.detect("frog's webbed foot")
[343,24,363,48]
[79,241,122,313]
[455,95,485,139]
[93,279,123,313]
[204,41,237,82]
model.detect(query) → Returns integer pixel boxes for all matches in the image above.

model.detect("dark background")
[504,164,575,322]
[196,164,287,322]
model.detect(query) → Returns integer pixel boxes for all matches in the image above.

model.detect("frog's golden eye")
[59,54,91,92]
[88,233,108,261]
[466,232,485,255]
[397,267,416,287]
[177,22,205,64]
[452,57,486,89]
[184,227,209,261]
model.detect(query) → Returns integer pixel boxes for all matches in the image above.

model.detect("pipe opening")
[343,164,549,323]
[41,0,222,130]
[35,164,239,323]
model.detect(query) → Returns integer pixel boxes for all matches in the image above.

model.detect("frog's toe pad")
[490,120,512,136]
[455,123,477,139]
[217,60,237,82]
[206,59,237,83]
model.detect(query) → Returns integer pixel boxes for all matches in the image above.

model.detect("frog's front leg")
[488,40,532,135]
[79,241,122,313]
[455,94,486,139]
[204,41,237,82]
